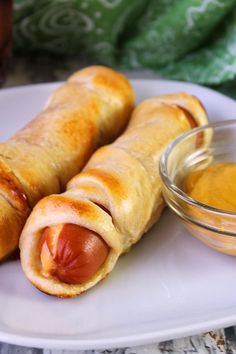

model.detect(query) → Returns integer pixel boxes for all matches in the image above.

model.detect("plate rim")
[1,314,236,350]
[2,78,236,105]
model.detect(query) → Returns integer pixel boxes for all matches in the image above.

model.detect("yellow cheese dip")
[185,163,236,213]
[183,163,236,256]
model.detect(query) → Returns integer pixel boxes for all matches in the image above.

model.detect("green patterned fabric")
[14,0,236,97]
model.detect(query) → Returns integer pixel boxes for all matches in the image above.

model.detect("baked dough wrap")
[20,93,208,297]
[0,66,134,260]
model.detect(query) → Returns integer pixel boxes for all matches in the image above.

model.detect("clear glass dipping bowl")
[160,120,236,256]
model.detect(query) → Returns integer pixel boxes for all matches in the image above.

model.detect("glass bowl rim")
[159,119,236,218]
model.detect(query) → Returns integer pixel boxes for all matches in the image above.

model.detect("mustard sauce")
[185,163,236,213]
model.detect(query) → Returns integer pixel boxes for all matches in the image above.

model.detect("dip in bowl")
[160,120,236,256]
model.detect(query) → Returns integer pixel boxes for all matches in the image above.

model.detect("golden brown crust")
[20,92,208,297]
[0,195,27,259]
[70,166,127,200]
[0,159,30,259]
[155,92,208,127]
[0,66,134,260]
[0,158,29,213]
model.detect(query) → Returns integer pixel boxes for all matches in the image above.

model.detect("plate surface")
[0,80,236,350]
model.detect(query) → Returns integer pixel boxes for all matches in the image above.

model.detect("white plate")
[0,80,236,350]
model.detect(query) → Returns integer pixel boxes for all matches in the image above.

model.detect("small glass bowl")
[160,120,236,256]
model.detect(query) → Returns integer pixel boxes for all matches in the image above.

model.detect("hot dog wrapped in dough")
[20,93,208,297]
[0,66,134,260]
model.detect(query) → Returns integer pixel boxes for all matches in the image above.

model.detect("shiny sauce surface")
[184,162,236,213]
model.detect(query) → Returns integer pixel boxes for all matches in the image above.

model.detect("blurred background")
[1,0,236,95]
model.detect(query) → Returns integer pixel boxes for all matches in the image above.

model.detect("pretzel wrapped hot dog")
[20,93,208,297]
[0,66,134,260]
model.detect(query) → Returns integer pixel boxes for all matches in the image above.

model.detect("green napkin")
[14,0,236,97]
